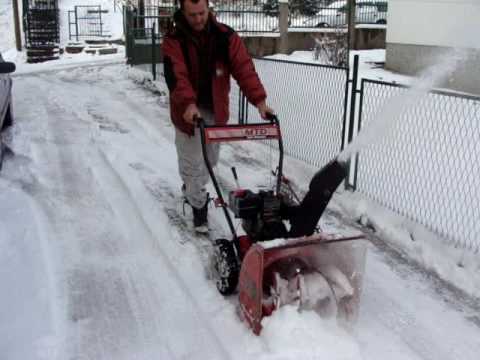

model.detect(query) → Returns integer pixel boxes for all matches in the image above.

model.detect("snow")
[1,2,480,359]
[0,185,62,360]
[5,49,125,74]
[268,49,412,85]
[261,307,362,359]
[265,48,480,300]
[1,61,479,360]
[0,0,14,53]
[333,190,480,303]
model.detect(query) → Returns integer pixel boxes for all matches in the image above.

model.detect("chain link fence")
[124,4,477,254]
[214,0,279,32]
[234,58,348,169]
[354,79,480,252]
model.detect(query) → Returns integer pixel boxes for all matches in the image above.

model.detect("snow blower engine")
[198,115,366,335]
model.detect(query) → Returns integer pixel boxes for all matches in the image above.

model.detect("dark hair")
[178,0,209,9]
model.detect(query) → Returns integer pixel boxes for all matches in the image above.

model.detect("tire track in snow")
[14,74,233,359]
[49,72,234,358]
[13,64,480,360]
[88,146,233,359]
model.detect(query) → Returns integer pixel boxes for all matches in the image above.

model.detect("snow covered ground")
[0,0,14,53]
[1,1,479,359]
[1,62,479,360]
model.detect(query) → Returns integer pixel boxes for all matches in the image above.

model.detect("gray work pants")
[175,109,220,209]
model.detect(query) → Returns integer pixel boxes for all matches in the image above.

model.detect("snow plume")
[338,47,469,162]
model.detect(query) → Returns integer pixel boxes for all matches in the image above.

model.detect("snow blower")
[198,115,366,335]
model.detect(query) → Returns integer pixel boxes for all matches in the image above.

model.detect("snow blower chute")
[198,115,366,335]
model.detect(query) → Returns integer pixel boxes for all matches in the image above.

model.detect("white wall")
[386,0,480,49]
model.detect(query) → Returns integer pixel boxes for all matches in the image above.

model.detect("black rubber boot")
[193,201,209,233]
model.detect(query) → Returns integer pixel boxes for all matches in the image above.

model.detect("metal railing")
[353,79,480,252]
[23,0,59,47]
[124,6,165,69]
[68,5,109,41]
[214,0,279,32]
[290,0,389,29]
[229,57,480,254]
[127,12,477,254]
[124,1,389,36]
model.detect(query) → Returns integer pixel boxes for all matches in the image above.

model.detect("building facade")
[386,0,480,95]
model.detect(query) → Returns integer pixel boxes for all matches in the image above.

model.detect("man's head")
[180,0,210,32]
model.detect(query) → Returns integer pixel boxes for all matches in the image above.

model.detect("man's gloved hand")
[184,104,201,125]
[256,100,274,120]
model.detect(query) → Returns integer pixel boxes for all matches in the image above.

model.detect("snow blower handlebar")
[197,114,284,240]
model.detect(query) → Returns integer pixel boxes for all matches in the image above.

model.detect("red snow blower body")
[198,115,365,335]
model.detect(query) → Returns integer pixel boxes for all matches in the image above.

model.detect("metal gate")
[23,0,60,63]
[68,5,109,41]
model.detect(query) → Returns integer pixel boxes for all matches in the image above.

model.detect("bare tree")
[312,29,348,67]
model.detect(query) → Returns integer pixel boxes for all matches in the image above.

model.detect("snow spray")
[338,47,468,162]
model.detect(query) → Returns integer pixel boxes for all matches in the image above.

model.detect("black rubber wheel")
[214,239,239,295]
[2,103,13,130]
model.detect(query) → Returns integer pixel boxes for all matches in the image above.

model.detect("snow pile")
[267,49,412,85]
[269,48,480,299]
[0,183,62,360]
[1,62,479,360]
[332,190,480,299]
[0,0,14,52]
[261,306,363,360]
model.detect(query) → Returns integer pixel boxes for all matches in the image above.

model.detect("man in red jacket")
[162,0,273,232]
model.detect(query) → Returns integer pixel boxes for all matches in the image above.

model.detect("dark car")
[0,51,16,168]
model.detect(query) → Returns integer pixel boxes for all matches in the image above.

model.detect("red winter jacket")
[162,11,267,135]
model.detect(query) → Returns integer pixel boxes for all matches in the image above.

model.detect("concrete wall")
[354,28,386,50]
[387,0,480,49]
[386,0,480,95]
[386,43,480,95]
[243,28,386,57]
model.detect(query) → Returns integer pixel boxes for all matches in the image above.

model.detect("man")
[162,0,273,233]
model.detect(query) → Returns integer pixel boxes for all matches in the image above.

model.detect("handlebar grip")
[194,115,205,127]
[266,112,278,123]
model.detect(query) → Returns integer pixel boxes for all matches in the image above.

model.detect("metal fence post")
[68,10,72,40]
[125,6,132,64]
[345,54,360,190]
[348,55,359,144]
[75,6,79,42]
[123,5,127,45]
[238,91,244,124]
[353,78,365,190]
[244,95,250,124]
[278,0,289,54]
[151,23,156,80]
[347,0,357,53]
[99,5,103,37]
